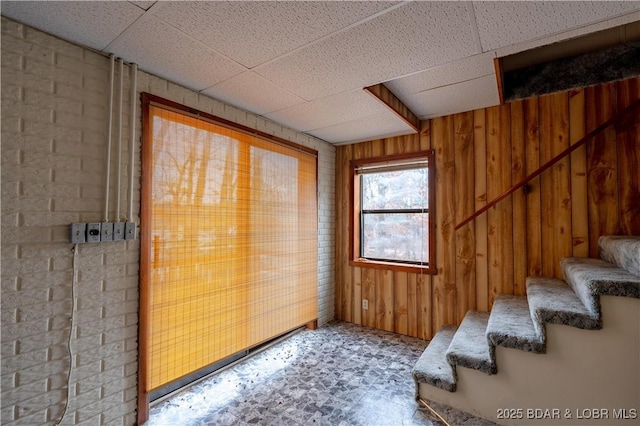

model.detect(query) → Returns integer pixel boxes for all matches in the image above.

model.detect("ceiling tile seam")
[249,0,411,73]
[302,111,410,134]
[379,51,494,87]
[104,11,250,83]
[128,1,156,12]
[493,9,640,59]
[143,1,159,12]
[198,72,307,108]
[259,88,371,118]
[467,2,483,54]
[263,94,400,133]
[329,129,417,147]
[146,7,256,70]
[411,73,495,96]
[101,7,153,54]
[141,1,408,75]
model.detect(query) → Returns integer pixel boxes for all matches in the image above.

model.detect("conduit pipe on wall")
[116,58,124,221]
[103,54,115,222]
[127,63,138,222]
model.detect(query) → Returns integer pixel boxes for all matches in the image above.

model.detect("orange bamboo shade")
[146,105,318,391]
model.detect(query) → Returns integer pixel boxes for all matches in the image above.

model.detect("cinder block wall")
[1,16,335,425]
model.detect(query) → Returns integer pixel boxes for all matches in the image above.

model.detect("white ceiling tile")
[385,53,495,96]
[201,72,305,116]
[257,1,479,100]
[308,112,415,145]
[151,1,397,68]
[264,90,389,132]
[404,75,500,120]
[106,14,246,92]
[1,1,144,51]
[474,1,640,52]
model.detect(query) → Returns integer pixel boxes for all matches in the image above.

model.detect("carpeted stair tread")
[412,325,457,393]
[599,235,640,278]
[486,295,545,353]
[446,311,496,375]
[526,277,601,339]
[561,257,640,317]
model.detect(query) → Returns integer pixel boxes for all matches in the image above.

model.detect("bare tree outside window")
[350,151,435,274]
[361,168,428,264]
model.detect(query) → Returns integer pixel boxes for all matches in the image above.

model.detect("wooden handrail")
[455,98,640,231]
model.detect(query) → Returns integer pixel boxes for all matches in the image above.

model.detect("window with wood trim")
[350,151,435,274]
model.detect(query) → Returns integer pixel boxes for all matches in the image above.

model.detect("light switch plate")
[113,222,125,241]
[70,223,86,243]
[125,221,136,240]
[101,222,114,242]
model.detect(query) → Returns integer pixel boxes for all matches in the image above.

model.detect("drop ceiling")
[2,1,639,145]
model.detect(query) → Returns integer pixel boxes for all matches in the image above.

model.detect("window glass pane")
[362,212,429,263]
[361,168,428,210]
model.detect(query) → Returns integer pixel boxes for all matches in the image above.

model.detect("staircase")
[413,236,640,425]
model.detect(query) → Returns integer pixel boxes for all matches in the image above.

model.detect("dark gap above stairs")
[502,28,640,102]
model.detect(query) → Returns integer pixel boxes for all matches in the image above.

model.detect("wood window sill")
[349,258,436,275]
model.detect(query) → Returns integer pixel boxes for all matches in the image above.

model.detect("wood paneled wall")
[335,77,640,340]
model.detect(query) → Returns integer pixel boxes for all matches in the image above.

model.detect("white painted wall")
[1,16,335,425]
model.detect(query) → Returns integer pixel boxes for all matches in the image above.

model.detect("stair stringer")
[417,295,640,425]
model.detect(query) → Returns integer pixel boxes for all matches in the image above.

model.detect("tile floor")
[146,320,496,426]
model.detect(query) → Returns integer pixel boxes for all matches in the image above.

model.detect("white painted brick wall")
[1,16,335,425]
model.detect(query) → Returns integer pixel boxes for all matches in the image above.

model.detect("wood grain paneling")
[473,109,489,313]
[335,77,640,340]
[616,79,640,235]
[394,271,409,335]
[539,92,572,278]
[433,115,457,330]
[511,101,527,296]
[586,83,619,257]
[454,112,476,319]
[486,104,513,304]
[569,89,589,257]
[524,97,543,278]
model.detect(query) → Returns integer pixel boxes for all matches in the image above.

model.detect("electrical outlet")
[86,223,101,243]
[101,222,114,242]
[113,222,125,241]
[70,223,86,243]
[125,221,136,240]
[362,299,369,310]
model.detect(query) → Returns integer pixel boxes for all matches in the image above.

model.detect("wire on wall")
[55,244,79,425]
